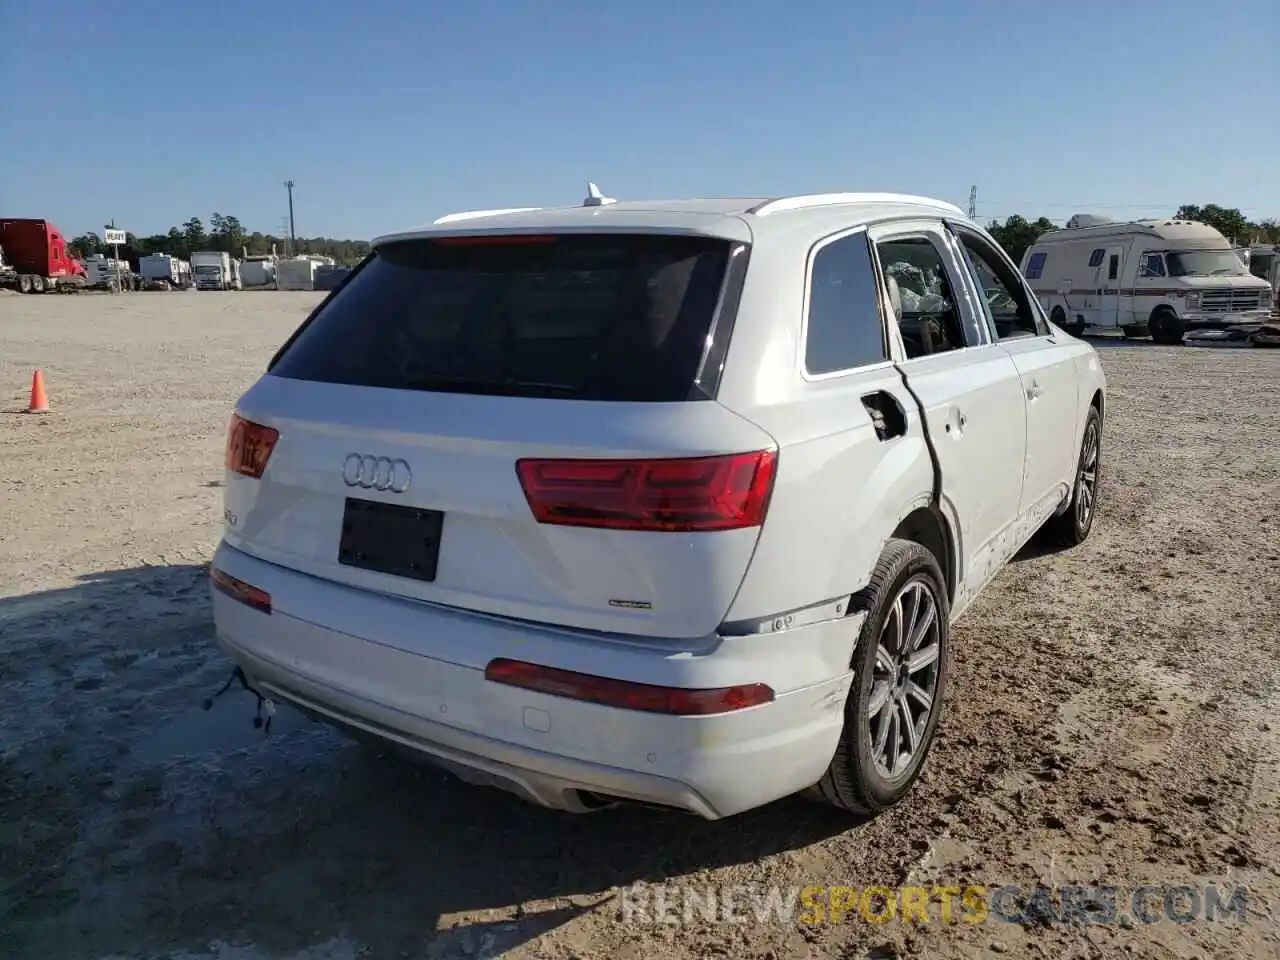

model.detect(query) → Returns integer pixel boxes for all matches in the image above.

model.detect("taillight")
[515,450,777,532]
[484,659,774,716]
[225,414,278,479]
[211,566,272,614]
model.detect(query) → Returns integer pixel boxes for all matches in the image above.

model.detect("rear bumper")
[210,543,857,819]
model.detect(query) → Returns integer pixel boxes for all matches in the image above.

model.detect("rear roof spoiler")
[432,207,542,225]
[431,183,617,224]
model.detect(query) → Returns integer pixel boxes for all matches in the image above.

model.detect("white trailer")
[241,258,279,289]
[1021,215,1274,344]
[276,256,318,291]
[82,254,133,292]
[239,244,279,289]
[138,253,192,289]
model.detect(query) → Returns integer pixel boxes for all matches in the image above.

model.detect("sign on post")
[102,226,129,293]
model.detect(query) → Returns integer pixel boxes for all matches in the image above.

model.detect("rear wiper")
[404,375,577,396]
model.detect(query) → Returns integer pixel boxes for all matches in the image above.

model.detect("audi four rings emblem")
[343,454,412,493]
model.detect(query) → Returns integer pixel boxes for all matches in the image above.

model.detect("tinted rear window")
[269,233,735,401]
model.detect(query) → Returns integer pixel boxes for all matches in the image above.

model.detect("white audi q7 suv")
[211,187,1106,820]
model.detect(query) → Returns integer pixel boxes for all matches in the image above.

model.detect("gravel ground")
[1,291,1277,960]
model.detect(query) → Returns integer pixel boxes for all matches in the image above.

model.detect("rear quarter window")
[269,233,737,402]
[804,231,888,374]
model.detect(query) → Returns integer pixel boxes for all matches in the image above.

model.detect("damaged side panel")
[721,364,937,630]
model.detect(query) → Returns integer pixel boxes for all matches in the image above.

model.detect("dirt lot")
[2,291,1277,960]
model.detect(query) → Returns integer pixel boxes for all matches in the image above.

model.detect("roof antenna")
[583,181,616,207]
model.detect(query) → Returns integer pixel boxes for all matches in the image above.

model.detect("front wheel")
[812,539,951,815]
[1042,405,1102,547]
[1149,309,1184,345]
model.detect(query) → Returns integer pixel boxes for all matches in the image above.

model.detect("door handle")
[861,391,908,441]
[1027,383,1043,400]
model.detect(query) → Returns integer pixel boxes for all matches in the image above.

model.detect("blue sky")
[2,0,1275,241]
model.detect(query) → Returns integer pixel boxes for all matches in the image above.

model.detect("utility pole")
[283,179,296,256]
[968,185,977,219]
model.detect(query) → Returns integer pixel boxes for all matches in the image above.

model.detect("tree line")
[986,204,1279,266]
[66,203,1278,272]
[68,213,370,267]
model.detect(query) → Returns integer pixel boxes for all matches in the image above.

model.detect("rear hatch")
[223,231,775,639]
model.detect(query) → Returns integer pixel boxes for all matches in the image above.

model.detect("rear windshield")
[269,233,735,401]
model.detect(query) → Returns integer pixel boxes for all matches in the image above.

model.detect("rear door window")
[269,233,736,402]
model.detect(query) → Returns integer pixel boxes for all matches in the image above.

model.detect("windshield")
[1165,250,1250,278]
[269,233,736,402]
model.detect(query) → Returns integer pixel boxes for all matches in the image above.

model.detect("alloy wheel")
[1076,419,1099,528]
[867,578,942,780]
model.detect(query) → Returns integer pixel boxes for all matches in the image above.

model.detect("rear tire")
[812,538,951,815]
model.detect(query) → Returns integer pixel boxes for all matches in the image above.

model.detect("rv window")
[1108,255,1119,281]
[1024,251,1047,280]
[952,228,1044,340]
[1088,249,1105,268]
[1139,253,1166,278]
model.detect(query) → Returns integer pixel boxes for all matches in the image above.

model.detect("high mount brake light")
[431,235,557,246]
[484,659,774,716]
[225,414,279,479]
[515,450,777,532]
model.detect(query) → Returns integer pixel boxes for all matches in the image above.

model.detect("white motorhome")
[1020,215,1273,344]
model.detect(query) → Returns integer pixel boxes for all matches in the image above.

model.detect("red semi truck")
[0,218,88,293]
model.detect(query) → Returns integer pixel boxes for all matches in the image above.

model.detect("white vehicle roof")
[373,185,970,248]
[1034,216,1232,246]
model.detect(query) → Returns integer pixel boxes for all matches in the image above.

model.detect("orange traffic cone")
[26,369,49,413]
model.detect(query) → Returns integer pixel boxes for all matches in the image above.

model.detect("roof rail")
[746,192,965,217]
[432,207,542,225]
